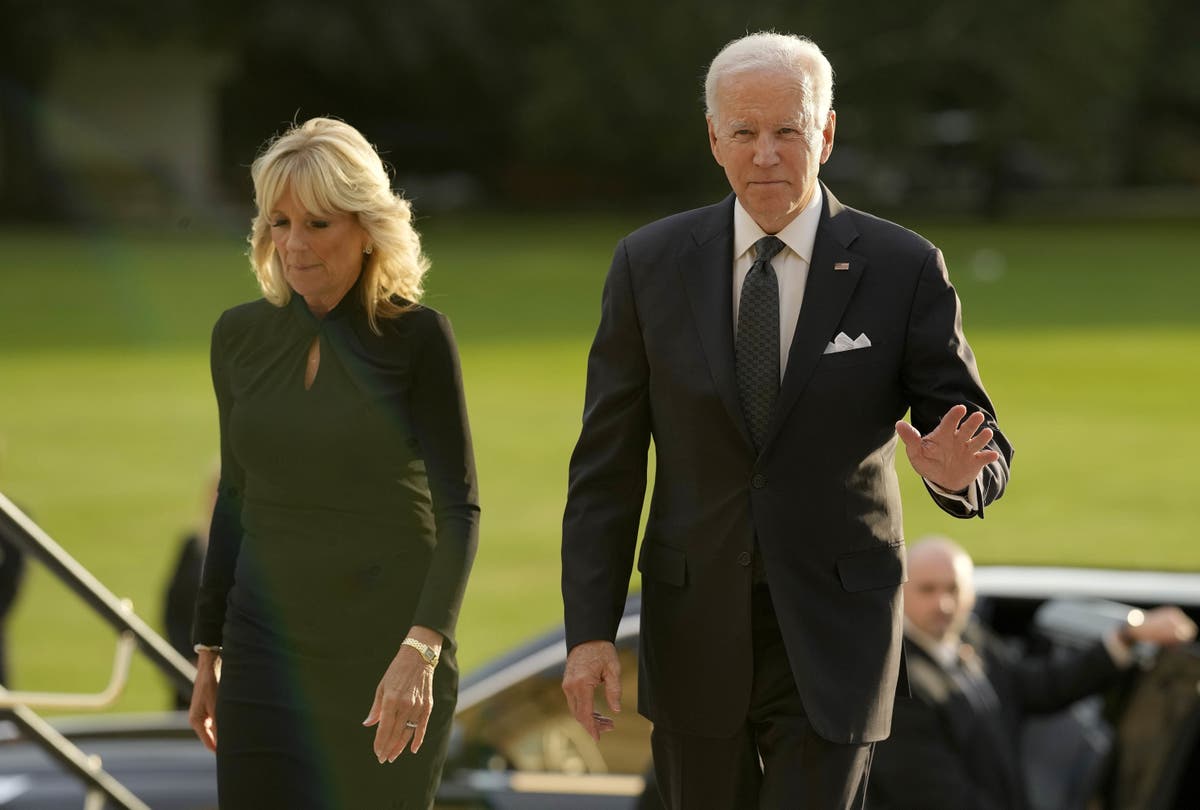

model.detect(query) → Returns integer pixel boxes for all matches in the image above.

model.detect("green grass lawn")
[0,215,1197,714]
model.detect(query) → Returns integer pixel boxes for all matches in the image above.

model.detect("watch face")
[402,638,438,666]
[406,639,435,664]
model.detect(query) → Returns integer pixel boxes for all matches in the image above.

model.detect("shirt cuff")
[925,477,980,513]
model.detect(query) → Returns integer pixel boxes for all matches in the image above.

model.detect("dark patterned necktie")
[736,235,785,450]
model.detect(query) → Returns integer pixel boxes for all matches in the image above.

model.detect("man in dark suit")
[868,537,1196,809]
[561,31,1014,809]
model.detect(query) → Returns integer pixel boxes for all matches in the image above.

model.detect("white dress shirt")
[731,185,822,381]
[730,184,979,511]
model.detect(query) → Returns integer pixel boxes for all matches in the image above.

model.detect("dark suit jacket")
[868,622,1121,810]
[561,186,1012,744]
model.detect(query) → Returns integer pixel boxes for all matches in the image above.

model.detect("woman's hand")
[188,649,220,752]
[363,626,442,763]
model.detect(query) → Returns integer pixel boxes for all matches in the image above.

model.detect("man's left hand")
[562,640,621,742]
[896,404,1000,493]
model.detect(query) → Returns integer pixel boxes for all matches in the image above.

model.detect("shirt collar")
[904,617,962,669]
[733,182,823,265]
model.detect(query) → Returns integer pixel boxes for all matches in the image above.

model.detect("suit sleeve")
[562,239,652,650]
[870,694,1009,810]
[192,312,246,646]
[903,247,1012,517]
[408,312,480,645]
[989,636,1121,714]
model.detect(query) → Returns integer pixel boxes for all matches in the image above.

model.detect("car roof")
[974,566,1200,605]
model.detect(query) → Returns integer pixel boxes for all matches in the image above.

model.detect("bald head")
[904,537,976,643]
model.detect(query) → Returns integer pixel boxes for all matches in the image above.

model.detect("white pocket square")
[823,331,872,354]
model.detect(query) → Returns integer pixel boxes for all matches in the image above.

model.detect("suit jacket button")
[737,551,752,567]
[751,474,767,489]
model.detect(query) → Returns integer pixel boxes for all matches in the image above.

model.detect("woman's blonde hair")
[248,117,429,332]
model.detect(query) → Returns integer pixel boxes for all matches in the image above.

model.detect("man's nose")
[753,134,780,166]
[938,594,957,614]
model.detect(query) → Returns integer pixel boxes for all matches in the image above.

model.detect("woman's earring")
[364,245,373,255]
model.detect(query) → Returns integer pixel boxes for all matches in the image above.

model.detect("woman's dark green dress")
[193,285,479,809]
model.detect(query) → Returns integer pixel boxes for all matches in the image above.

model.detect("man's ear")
[819,110,837,165]
[707,116,724,166]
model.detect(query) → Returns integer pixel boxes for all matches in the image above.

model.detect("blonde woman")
[188,118,479,809]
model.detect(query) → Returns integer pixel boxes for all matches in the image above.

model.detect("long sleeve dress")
[193,282,479,809]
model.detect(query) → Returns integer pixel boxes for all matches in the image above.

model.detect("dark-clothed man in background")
[868,536,1197,810]
[0,532,25,685]
[560,31,1014,810]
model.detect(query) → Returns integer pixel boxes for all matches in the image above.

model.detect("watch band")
[402,637,439,667]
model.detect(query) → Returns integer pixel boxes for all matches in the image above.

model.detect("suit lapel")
[678,195,754,449]
[763,186,865,447]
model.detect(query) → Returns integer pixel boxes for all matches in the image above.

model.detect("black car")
[2,566,1198,809]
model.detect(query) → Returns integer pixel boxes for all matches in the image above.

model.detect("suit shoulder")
[621,198,730,253]
[839,205,937,257]
[901,641,956,705]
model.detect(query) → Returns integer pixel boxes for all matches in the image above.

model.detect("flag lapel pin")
[833,261,850,271]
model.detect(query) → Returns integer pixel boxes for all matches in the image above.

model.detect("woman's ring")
[404,721,418,729]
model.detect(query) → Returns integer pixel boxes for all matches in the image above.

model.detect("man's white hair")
[704,32,834,129]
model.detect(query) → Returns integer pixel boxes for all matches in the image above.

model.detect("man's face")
[904,550,976,644]
[707,68,835,234]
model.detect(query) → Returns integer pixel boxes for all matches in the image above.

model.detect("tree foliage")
[1,0,1195,219]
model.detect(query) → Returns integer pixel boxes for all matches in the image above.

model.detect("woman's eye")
[311,220,329,229]
[270,219,288,228]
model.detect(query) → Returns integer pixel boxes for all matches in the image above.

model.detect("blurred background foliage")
[2,0,1198,224]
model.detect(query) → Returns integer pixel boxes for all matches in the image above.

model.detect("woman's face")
[269,183,368,317]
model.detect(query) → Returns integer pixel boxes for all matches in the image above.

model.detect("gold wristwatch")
[402,637,440,668]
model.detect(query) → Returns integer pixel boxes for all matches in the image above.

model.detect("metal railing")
[0,490,198,809]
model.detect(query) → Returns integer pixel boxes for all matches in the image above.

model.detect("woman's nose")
[286,228,307,252]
